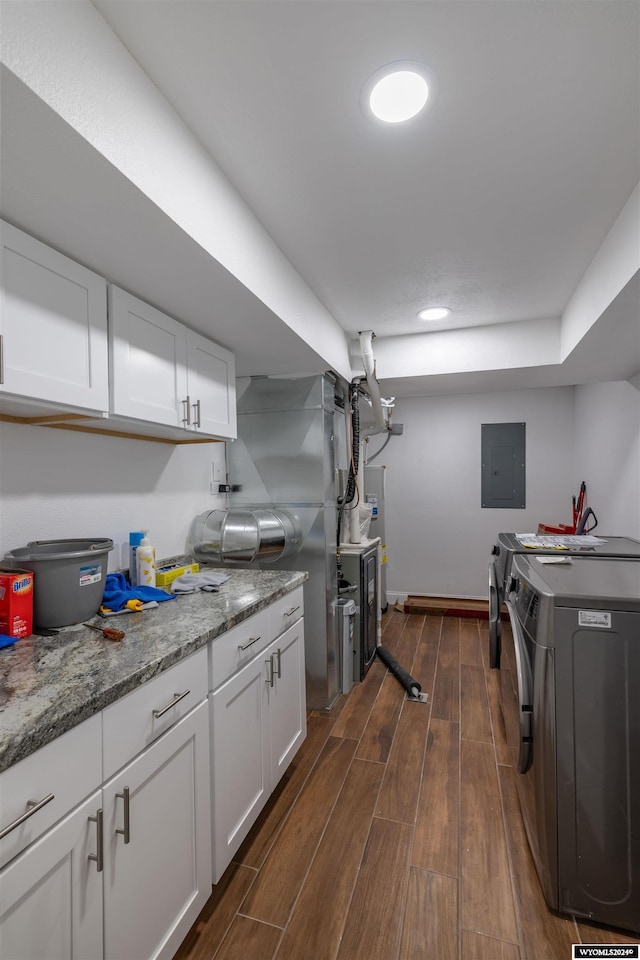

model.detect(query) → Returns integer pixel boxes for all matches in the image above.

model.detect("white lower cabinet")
[0,790,104,960]
[0,651,212,960]
[210,617,306,882]
[210,651,270,882]
[0,597,305,957]
[268,620,306,785]
[103,701,211,960]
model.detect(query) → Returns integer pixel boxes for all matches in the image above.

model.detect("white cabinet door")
[209,617,306,883]
[186,329,237,439]
[102,701,211,960]
[210,653,270,883]
[108,285,237,439]
[108,285,188,428]
[0,220,108,412]
[0,791,104,960]
[267,621,306,787]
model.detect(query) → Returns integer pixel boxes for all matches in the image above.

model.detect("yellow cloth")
[99,598,144,615]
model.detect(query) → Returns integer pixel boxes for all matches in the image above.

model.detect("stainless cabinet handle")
[0,334,4,384]
[238,635,261,651]
[88,808,104,872]
[115,787,130,844]
[153,689,190,719]
[0,793,55,840]
[182,396,191,425]
[284,605,301,618]
[265,656,275,687]
[274,648,282,679]
[192,398,201,428]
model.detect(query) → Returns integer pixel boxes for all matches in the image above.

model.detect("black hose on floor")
[376,645,422,700]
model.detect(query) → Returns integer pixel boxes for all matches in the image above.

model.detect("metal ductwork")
[189,508,299,564]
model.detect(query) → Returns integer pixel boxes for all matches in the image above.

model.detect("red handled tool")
[84,622,125,641]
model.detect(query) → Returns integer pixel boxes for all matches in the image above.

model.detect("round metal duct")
[189,509,298,564]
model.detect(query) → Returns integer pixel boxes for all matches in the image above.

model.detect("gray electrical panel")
[481,422,526,508]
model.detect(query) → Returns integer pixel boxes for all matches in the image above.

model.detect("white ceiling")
[1,0,639,395]
[94,0,640,336]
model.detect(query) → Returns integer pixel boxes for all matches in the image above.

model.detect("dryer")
[501,554,640,932]
[488,533,640,668]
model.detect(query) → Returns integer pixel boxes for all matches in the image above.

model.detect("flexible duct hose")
[344,380,360,506]
[376,645,422,699]
[337,379,361,569]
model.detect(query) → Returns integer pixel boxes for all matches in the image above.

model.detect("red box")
[537,523,577,535]
[0,567,34,638]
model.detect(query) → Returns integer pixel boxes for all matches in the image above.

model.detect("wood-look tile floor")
[175,609,639,960]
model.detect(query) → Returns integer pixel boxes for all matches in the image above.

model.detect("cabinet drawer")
[268,586,304,640]
[208,609,270,691]
[0,713,102,869]
[102,647,207,780]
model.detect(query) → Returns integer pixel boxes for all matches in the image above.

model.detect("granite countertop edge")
[0,569,308,774]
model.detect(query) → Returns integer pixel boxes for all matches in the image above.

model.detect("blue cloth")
[102,572,176,612]
[0,634,21,649]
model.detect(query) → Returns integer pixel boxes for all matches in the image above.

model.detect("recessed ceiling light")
[362,61,437,124]
[418,306,451,321]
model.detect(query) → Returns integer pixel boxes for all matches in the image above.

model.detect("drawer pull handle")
[284,605,301,618]
[265,656,275,687]
[115,787,130,844]
[274,648,282,679]
[0,793,55,840]
[88,808,104,871]
[182,396,191,425]
[238,635,261,652]
[192,398,201,428]
[153,689,190,719]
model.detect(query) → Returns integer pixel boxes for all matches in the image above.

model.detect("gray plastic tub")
[3,539,114,629]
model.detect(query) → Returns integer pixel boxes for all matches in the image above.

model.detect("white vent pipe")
[347,330,388,544]
[359,331,386,435]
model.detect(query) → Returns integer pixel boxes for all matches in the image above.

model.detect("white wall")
[378,386,575,601]
[572,375,640,539]
[2,379,637,599]
[0,422,227,571]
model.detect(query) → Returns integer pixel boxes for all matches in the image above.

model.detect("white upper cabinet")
[0,220,109,413]
[109,286,189,429]
[109,285,236,440]
[186,329,237,439]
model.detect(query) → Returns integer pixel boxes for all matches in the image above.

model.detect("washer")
[501,554,640,932]
[488,533,640,668]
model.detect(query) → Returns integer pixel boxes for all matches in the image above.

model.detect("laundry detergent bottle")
[136,534,156,587]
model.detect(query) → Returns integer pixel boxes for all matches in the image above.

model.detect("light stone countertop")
[0,568,307,774]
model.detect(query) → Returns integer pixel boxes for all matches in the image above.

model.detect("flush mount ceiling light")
[363,61,437,124]
[418,306,451,321]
